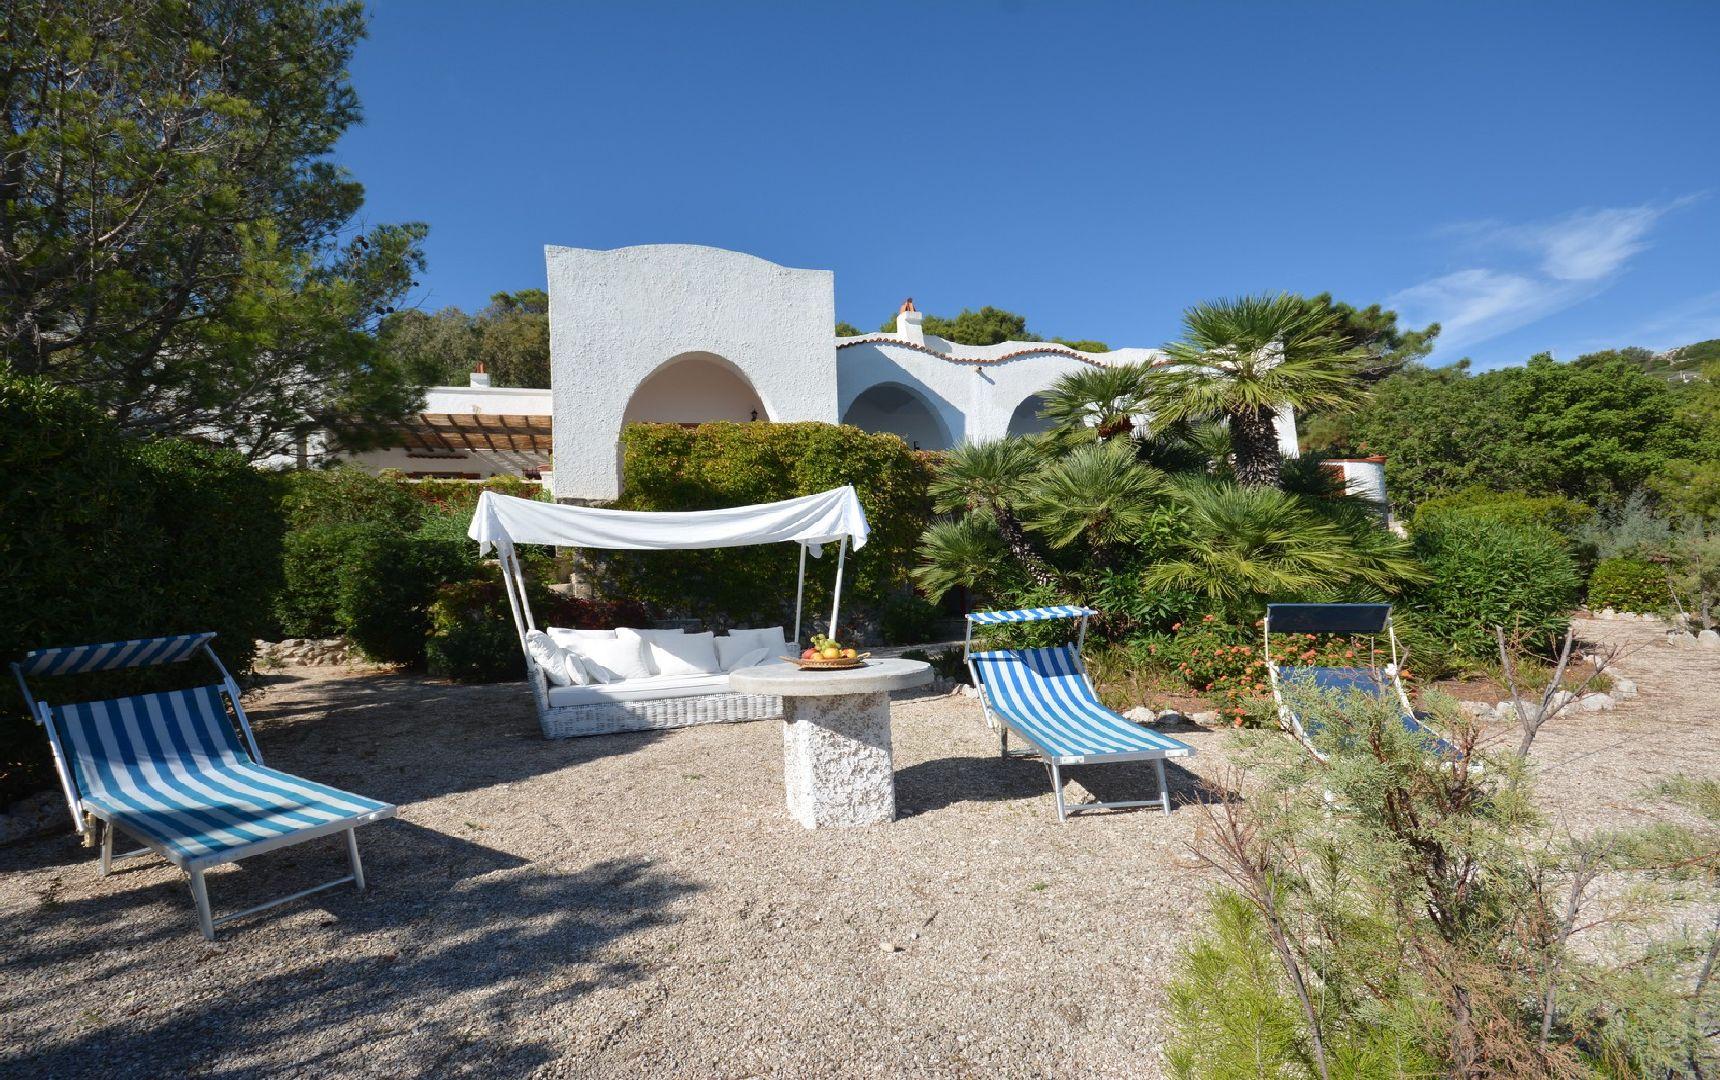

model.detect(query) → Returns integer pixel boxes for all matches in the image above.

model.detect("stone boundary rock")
[256,637,353,667]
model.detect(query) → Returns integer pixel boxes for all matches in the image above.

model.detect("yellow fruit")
[841,648,857,659]
[821,646,841,659]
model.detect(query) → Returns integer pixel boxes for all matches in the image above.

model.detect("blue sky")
[339,1,1720,370]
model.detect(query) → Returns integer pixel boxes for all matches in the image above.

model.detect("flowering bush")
[1153,616,1402,726]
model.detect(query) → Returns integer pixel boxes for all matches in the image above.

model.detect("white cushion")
[546,672,732,707]
[547,627,616,648]
[565,634,654,684]
[619,628,721,677]
[717,626,787,672]
[727,645,773,671]
[525,630,575,687]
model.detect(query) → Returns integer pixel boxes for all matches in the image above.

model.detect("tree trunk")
[993,509,1061,592]
[1230,406,1284,488]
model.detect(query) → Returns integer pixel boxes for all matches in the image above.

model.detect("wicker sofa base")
[538,691,783,739]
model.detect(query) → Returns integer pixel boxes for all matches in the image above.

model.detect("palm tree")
[1022,440,1166,556]
[1038,363,1153,445]
[1141,480,1422,615]
[912,513,1008,602]
[1151,294,1373,489]
[927,439,1059,590]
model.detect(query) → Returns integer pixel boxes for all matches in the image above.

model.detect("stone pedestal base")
[781,691,895,828]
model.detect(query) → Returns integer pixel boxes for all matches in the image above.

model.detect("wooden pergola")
[397,413,554,457]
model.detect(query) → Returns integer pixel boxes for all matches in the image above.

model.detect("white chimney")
[894,298,924,344]
[469,362,491,388]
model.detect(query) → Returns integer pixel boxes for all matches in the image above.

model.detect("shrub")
[277,522,373,637]
[878,594,941,645]
[0,373,283,802]
[1411,488,1592,537]
[426,571,527,684]
[609,422,933,629]
[1407,514,1581,659]
[337,526,473,664]
[1588,556,1666,613]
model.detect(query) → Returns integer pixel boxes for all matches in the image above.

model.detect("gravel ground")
[1,616,1713,1078]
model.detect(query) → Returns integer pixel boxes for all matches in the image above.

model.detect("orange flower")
[1171,622,1182,631]
[1203,614,1215,622]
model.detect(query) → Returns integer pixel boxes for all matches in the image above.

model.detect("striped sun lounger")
[965,608,1194,821]
[1264,603,1457,762]
[12,633,395,939]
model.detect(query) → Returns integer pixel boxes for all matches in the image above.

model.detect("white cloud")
[1389,196,1701,359]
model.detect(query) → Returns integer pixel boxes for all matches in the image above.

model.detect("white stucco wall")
[547,244,836,501]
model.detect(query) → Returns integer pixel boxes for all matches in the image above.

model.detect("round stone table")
[728,658,932,828]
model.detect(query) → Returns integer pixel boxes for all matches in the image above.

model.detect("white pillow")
[547,626,616,648]
[525,630,575,686]
[566,634,654,684]
[717,626,787,671]
[726,645,774,672]
[619,628,721,677]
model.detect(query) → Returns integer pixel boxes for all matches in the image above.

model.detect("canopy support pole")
[828,537,848,639]
[793,543,808,646]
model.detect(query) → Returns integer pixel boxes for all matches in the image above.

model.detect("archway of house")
[622,351,771,426]
[840,382,954,451]
[1006,394,1054,437]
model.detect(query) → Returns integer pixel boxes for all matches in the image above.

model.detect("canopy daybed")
[468,486,870,738]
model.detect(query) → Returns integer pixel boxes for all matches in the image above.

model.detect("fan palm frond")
[1022,441,1167,551]
[1038,363,1153,445]
[913,513,1008,602]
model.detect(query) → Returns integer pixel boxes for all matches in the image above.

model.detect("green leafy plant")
[1407,513,1580,660]
[1587,557,1667,613]
[337,526,472,665]
[878,594,942,645]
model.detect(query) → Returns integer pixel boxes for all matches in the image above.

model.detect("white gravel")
[1,615,1712,1078]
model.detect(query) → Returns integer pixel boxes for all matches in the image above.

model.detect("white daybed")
[468,486,871,739]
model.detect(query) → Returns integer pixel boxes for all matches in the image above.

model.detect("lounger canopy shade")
[467,486,870,555]
[966,606,1097,625]
[1266,603,1392,636]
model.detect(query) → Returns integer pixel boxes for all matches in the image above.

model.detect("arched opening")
[1006,394,1054,437]
[623,351,769,426]
[840,383,952,450]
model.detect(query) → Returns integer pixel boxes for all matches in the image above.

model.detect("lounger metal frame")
[964,607,1182,821]
[12,635,392,939]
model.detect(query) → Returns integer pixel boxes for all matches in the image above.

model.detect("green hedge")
[1406,513,1581,660]
[607,422,934,633]
[1588,557,1666,613]
[1411,488,1592,537]
[0,373,283,802]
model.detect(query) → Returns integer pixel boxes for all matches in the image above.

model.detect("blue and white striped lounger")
[1264,604,1457,762]
[12,633,395,939]
[964,608,1194,821]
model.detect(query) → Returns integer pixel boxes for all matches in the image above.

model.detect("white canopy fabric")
[467,486,870,555]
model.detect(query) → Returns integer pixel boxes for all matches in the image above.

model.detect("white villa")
[350,243,1304,503]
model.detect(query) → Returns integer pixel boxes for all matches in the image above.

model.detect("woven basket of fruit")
[785,635,868,670]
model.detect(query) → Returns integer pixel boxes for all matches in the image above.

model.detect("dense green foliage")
[337,526,471,664]
[425,570,532,683]
[1167,689,1719,1077]
[0,373,284,801]
[1587,557,1668,613]
[1,0,430,460]
[378,289,550,388]
[610,422,934,632]
[1407,514,1581,659]
[1410,488,1592,537]
[1319,353,1707,508]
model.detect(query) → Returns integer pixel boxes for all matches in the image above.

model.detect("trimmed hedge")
[1588,557,1666,613]
[607,422,934,633]
[1411,489,1592,537]
[1407,513,1581,660]
[0,373,283,802]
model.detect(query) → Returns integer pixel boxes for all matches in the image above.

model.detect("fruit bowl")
[780,653,871,671]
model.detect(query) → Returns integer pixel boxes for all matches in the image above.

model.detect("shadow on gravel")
[3,852,696,1078]
[237,668,672,806]
[894,753,1213,818]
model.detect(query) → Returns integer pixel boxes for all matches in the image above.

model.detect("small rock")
[1123,706,1155,724]
[1578,693,1615,713]
[1155,709,1187,725]
[1457,700,1492,718]
[1613,676,1637,699]
[1493,700,1520,720]
[879,941,902,954]
[1699,629,1720,650]
[958,684,980,699]
[1639,613,1662,623]
[1190,711,1220,725]
[1600,607,1617,619]
[1547,689,1577,713]
[1670,630,1699,648]
[1620,612,1639,621]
